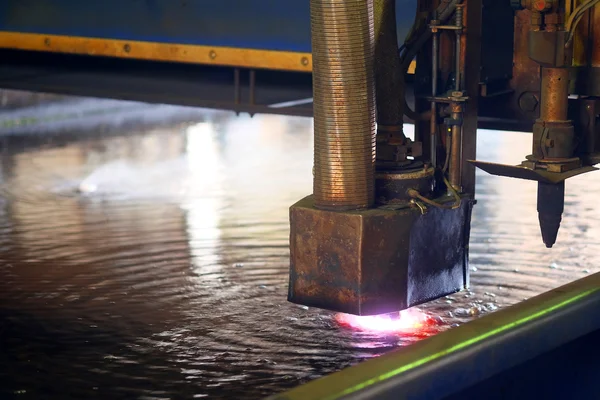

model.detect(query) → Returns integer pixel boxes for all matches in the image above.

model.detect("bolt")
[209,50,217,59]
[44,38,51,47]
[301,57,309,66]
[123,44,131,53]
[518,92,539,112]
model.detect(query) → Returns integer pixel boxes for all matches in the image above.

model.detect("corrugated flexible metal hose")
[310,0,377,210]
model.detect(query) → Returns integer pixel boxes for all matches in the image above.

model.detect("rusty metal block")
[288,195,474,315]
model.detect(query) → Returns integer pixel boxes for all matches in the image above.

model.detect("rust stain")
[540,68,569,121]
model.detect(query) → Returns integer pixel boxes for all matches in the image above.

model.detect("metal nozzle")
[537,181,564,248]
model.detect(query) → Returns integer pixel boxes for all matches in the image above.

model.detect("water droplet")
[583,269,590,274]
[484,292,496,298]
[550,262,558,269]
[469,306,481,316]
[445,300,453,304]
[484,303,498,311]
[470,266,478,272]
[285,317,298,322]
[453,308,470,317]
[513,268,520,273]
[258,285,267,289]
[297,305,309,311]
[447,311,454,318]
[234,263,244,268]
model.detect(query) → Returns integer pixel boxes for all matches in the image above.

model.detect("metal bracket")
[468,160,597,184]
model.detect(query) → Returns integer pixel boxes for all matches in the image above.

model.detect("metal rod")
[430,29,439,168]
[310,0,376,210]
[450,123,463,189]
[540,67,569,122]
[249,69,256,106]
[234,68,241,105]
[449,104,463,190]
[449,5,464,191]
[455,5,464,90]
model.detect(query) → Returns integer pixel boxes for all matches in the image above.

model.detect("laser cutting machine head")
[288,0,600,315]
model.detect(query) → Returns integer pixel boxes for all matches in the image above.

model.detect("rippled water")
[0,102,598,399]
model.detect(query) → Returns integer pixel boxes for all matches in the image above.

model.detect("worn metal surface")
[540,68,569,122]
[570,97,600,156]
[272,272,600,400]
[528,31,570,68]
[288,196,472,316]
[468,160,597,183]
[374,167,434,205]
[311,0,376,210]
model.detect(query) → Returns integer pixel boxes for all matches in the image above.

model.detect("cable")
[566,0,597,32]
[565,0,600,47]
[442,126,451,173]
[407,176,462,210]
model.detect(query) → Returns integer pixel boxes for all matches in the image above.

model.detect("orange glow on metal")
[336,308,439,335]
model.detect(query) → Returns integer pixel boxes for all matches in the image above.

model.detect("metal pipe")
[449,105,463,189]
[374,0,404,130]
[430,27,439,168]
[311,0,376,210]
[540,67,569,122]
[455,5,464,90]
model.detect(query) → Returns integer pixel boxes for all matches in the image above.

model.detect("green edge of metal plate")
[267,272,600,400]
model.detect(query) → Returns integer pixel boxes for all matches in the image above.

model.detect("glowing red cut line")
[336,309,436,334]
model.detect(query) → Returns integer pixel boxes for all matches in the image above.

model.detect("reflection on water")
[0,106,598,399]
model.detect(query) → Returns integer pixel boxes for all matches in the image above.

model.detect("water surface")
[0,101,598,399]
